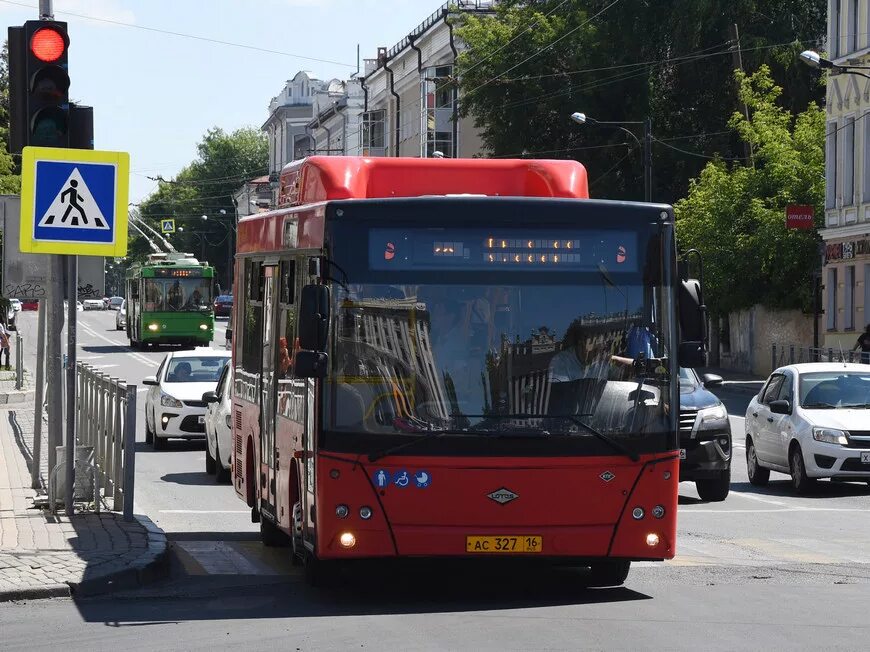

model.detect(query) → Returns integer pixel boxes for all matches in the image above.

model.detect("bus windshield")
[144,277,212,312]
[324,216,676,455]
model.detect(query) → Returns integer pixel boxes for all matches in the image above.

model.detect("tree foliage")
[674,66,824,316]
[0,40,20,194]
[455,0,825,203]
[133,127,268,288]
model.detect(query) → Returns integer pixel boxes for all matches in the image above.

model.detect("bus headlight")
[199,324,208,331]
[147,323,159,332]
[359,506,373,520]
[339,532,356,548]
[632,507,645,520]
[335,504,349,519]
[646,533,660,547]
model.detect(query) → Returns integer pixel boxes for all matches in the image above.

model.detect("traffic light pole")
[38,0,52,19]
[64,255,77,516]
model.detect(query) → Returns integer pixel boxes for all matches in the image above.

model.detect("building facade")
[308,79,365,157]
[361,1,495,159]
[823,0,870,349]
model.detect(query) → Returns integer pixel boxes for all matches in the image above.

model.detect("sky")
[1,0,443,203]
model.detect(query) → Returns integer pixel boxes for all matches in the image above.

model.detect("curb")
[0,516,170,603]
[69,514,170,598]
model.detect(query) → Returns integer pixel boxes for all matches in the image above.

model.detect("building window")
[826,121,838,209]
[849,0,858,53]
[421,65,457,158]
[846,265,855,330]
[827,267,838,331]
[361,110,386,157]
[844,116,855,206]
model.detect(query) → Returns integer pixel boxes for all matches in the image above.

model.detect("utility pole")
[643,117,653,203]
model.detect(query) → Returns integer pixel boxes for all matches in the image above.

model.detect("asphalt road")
[3,310,870,650]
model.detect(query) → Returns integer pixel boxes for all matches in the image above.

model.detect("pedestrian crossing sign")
[161,218,175,234]
[19,146,130,256]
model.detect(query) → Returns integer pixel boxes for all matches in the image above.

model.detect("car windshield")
[144,278,212,311]
[164,356,229,383]
[800,371,870,408]
[678,367,698,389]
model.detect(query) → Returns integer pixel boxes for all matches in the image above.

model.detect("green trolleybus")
[125,253,215,347]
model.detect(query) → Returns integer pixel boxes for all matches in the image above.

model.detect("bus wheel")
[260,514,290,547]
[584,560,631,587]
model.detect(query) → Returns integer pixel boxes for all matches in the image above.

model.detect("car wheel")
[205,435,216,475]
[260,515,290,547]
[583,560,631,587]
[696,468,731,502]
[789,444,815,495]
[214,437,230,483]
[145,413,154,445]
[746,437,769,486]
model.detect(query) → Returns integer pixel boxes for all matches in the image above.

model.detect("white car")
[9,299,21,312]
[82,298,104,310]
[143,348,231,450]
[746,363,870,493]
[203,364,233,482]
[115,299,126,330]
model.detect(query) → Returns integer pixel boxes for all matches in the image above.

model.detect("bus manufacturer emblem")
[599,471,615,482]
[487,488,518,504]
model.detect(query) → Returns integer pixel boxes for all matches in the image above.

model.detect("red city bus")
[231,156,706,586]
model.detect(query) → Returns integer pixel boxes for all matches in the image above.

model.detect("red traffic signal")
[30,27,66,62]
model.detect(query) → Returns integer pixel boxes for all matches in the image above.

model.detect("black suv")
[678,368,732,502]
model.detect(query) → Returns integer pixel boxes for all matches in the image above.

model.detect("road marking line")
[681,507,870,513]
[95,364,119,368]
[728,490,790,507]
[174,541,270,576]
[77,322,157,367]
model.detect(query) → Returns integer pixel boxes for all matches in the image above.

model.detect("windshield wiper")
[802,403,837,409]
[367,420,471,462]
[462,413,640,462]
[839,404,870,409]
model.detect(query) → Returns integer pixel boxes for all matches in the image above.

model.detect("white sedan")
[745,363,870,493]
[82,298,104,310]
[115,299,126,330]
[143,348,231,450]
[203,364,233,482]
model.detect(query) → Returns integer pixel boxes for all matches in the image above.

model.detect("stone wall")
[718,305,816,377]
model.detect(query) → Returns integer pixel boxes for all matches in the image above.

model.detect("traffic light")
[7,20,70,153]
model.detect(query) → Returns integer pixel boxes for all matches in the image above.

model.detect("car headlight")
[160,392,183,408]
[812,427,848,445]
[696,404,729,431]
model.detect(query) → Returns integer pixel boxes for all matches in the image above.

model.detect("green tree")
[674,66,824,316]
[455,0,825,203]
[0,40,20,193]
[133,127,268,287]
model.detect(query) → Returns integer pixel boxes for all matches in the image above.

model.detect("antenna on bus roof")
[130,214,177,254]
[128,217,162,253]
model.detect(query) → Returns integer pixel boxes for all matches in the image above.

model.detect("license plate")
[679,448,687,460]
[466,535,542,554]
[198,415,205,424]
[862,452,870,464]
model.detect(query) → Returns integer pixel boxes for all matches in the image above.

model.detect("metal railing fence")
[771,344,870,369]
[75,362,137,520]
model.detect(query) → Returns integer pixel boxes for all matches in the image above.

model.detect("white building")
[308,79,365,157]
[361,1,496,159]
[822,0,870,349]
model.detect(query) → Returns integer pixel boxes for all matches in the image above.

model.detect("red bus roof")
[277,156,589,207]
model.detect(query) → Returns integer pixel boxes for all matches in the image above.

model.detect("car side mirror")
[299,284,330,352]
[142,376,159,386]
[294,350,328,378]
[201,391,219,403]
[769,399,791,415]
[702,373,723,387]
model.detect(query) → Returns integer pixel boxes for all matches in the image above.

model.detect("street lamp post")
[571,112,653,202]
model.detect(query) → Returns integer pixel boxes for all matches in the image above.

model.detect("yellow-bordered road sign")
[19,146,130,256]
[161,218,175,233]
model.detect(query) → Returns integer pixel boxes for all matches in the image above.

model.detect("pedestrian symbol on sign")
[161,219,175,234]
[37,167,109,230]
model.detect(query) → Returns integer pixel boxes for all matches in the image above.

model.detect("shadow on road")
[731,479,870,499]
[73,556,652,622]
[82,345,132,355]
[160,472,216,486]
[677,494,704,506]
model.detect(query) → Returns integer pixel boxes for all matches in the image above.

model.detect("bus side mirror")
[299,285,330,352]
[294,351,328,378]
[678,278,707,369]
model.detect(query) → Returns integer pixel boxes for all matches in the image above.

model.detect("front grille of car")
[846,431,870,449]
[179,416,205,433]
[184,400,206,408]
[679,409,698,436]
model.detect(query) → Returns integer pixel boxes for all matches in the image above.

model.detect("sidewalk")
[0,318,168,602]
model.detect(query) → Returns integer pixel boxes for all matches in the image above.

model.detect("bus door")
[259,265,279,513]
